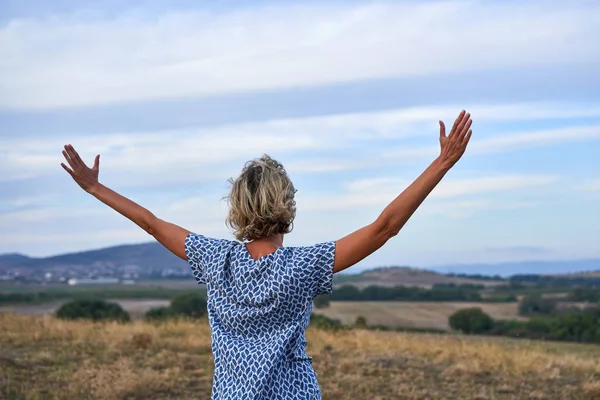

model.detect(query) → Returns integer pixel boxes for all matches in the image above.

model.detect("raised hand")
[60,144,100,193]
[438,110,473,168]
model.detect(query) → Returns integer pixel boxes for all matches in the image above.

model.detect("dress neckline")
[243,243,282,262]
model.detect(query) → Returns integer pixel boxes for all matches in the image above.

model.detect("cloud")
[419,200,537,219]
[1,2,599,109]
[484,246,552,255]
[0,207,104,227]
[1,102,598,185]
[0,129,322,186]
[1,194,57,207]
[472,125,600,153]
[0,229,150,248]
[0,172,555,253]
[575,179,600,192]
[384,125,600,160]
[301,174,557,211]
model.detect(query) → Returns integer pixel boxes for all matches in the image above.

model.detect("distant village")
[0,261,190,285]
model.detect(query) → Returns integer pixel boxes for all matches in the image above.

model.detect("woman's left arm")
[60,144,190,260]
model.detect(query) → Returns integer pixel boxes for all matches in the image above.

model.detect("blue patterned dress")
[184,232,336,400]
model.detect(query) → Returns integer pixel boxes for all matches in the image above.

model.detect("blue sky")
[0,0,599,272]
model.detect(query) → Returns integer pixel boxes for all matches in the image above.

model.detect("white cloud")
[1,102,598,185]
[575,179,600,192]
[472,125,600,154]
[1,2,599,109]
[0,229,150,248]
[302,174,557,211]
[0,208,104,227]
[1,194,57,207]
[419,199,537,219]
[384,125,600,160]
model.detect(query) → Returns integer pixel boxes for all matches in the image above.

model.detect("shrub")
[354,316,368,328]
[309,314,343,331]
[0,292,36,304]
[55,299,130,322]
[518,294,556,316]
[492,306,600,343]
[170,292,207,318]
[448,308,494,334]
[314,295,330,309]
[145,306,175,321]
[130,333,153,350]
[568,287,600,302]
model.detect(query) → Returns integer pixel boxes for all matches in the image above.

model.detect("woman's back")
[185,232,335,399]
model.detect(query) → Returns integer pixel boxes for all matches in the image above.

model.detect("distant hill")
[1,242,598,285]
[0,242,187,277]
[553,270,600,278]
[429,259,600,278]
[333,266,505,288]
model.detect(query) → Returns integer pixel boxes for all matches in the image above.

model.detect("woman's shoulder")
[283,241,336,260]
[186,232,239,251]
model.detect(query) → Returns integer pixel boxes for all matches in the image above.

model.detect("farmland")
[312,301,523,331]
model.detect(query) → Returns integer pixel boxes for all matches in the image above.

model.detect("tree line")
[0,287,206,305]
[327,283,516,302]
[449,305,600,343]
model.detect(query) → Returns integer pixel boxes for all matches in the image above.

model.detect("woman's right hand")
[438,110,473,169]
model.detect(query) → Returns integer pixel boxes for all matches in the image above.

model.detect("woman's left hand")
[60,144,101,193]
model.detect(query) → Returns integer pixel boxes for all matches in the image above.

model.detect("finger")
[62,149,77,169]
[458,119,473,139]
[462,129,472,147]
[63,146,75,165]
[61,163,75,177]
[451,110,466,133]
[454,113,470,137]
[65,144,81,169]
[439,121,446,139]
[66,144,86,169]
[92,154,100,171]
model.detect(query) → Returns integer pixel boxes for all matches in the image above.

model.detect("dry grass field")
[1,314,599,400]
[313,301,524,331]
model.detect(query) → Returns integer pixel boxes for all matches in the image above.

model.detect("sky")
[0,0,599,272]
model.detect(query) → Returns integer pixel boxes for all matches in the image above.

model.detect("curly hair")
[225,154,297,241]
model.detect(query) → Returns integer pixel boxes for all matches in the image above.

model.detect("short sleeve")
[184,232,223,284]
[302,241,336,297]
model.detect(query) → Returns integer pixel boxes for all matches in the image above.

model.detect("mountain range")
[0,242,187,276]
[1,241,598,282]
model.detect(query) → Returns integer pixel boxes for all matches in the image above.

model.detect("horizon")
[1,0,599,272]
[2,239,599,278]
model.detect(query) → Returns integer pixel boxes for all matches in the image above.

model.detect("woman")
[61,110,472,399]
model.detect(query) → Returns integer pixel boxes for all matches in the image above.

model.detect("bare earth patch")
[1,314,598,399]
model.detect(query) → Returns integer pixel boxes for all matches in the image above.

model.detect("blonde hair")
[226,154,296,241]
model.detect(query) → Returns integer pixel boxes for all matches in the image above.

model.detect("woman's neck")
[245,234,284,260]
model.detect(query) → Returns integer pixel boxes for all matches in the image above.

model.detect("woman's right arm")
[332,110,473,274]
[61,144,191,261]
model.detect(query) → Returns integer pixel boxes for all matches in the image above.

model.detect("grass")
[313,301,524,331]
[1,314,599,399]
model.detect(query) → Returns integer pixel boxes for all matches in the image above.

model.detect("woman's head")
[226,154,296,242]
